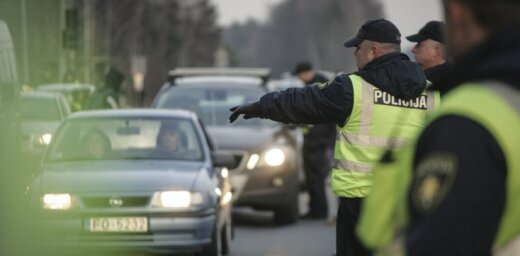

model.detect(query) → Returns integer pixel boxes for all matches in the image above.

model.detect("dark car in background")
[29,109,235,255]
[20,91,71,160]
[153,68,303,225]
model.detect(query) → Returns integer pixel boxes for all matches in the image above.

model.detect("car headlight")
[151,191,204,208]
[247,148,287,170]
[37,133,52,145]
[43,193,71,210]
[263,148,286,167]
[246,154,260,170]
[221,191,233,206]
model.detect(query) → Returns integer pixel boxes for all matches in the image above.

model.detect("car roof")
[169,67,270,78]
[21,91,61,99]
[68,109,197,120]
[37,83,95,92]
[174,76,264,87]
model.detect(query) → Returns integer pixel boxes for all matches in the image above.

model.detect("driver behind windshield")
[153,122,187,159]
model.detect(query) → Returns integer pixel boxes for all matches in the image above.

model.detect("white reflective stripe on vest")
[426,90,436,111]
[334,159,373,173]
[359,79,373,136]
[337,131,409,148]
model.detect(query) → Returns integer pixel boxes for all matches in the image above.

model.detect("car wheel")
[221,219,232,255]
[197,225,221,256]
[273,190,299,225]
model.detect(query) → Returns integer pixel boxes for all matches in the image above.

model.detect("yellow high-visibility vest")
[332,74,437,198]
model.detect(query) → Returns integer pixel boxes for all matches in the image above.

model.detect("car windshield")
[156,84,276,127]
[47,117,204,162]
[21,97,60,121]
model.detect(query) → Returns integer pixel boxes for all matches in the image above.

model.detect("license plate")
[89,217,148,233]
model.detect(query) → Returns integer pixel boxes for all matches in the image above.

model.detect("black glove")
[229,103,262,123]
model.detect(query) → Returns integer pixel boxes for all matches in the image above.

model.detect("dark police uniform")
[300,72,336,219]
[405,26,520,256]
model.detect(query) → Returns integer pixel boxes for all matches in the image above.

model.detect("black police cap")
[406,21,446,44]
[343,19,401,48]
[292,61,313,75]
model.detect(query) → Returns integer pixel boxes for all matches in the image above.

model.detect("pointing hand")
[229,103,261,123]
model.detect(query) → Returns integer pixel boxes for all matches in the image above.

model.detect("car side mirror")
[211,151,236,169]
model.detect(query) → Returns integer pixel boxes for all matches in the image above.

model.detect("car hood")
[22,120,60,135]
[41,160,205,194]
[206,126,279,152]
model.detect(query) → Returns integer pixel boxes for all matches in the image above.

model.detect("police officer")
[358,0,520,255]
[293,61,336,220]
[407,21,451,87]
[230,19,431,256]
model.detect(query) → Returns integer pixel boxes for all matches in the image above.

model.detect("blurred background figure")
[293,61,337,220]
[293,61,329,86]
[407,21,451,87]
[89,66,123,109]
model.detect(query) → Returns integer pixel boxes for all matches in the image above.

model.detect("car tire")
[273,189,299,225]
[198,225,222,256]
[221,219,232,255]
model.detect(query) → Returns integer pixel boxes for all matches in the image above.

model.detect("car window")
[21,97,61,121]
[48,117,204,162]
[156,85,276,127]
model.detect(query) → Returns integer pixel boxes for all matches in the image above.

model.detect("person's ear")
[372,44,381,58]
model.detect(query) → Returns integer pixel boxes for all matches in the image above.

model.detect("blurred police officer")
[407,21,451,87]
[229,19,431,256]
[406,0,520,254]
[293,61,336,220]
[359,0,520,255]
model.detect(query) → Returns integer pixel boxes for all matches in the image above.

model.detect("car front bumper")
[38,210,216,254]
[234,162,299,209]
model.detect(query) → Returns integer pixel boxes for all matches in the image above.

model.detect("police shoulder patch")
[318,81,330,89]
[411,152,458,215]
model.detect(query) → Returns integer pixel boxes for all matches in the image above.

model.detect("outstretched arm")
[229,74,354,126]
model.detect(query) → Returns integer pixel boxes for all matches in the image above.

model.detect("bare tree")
[223,0,383,76]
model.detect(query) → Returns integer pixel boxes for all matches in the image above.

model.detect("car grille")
[81,196,150,208]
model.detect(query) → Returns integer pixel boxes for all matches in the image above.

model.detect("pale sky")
[209,0,286,27]
[381,0,443,51]
[211,0,443,52]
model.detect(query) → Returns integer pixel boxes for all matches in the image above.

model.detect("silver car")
[29,109,235,255]
[20,91,71,157]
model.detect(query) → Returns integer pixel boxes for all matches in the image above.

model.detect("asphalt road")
[228,193,336,256]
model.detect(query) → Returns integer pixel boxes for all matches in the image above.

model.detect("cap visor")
[406,34,427,43]
[343,37,362,48]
